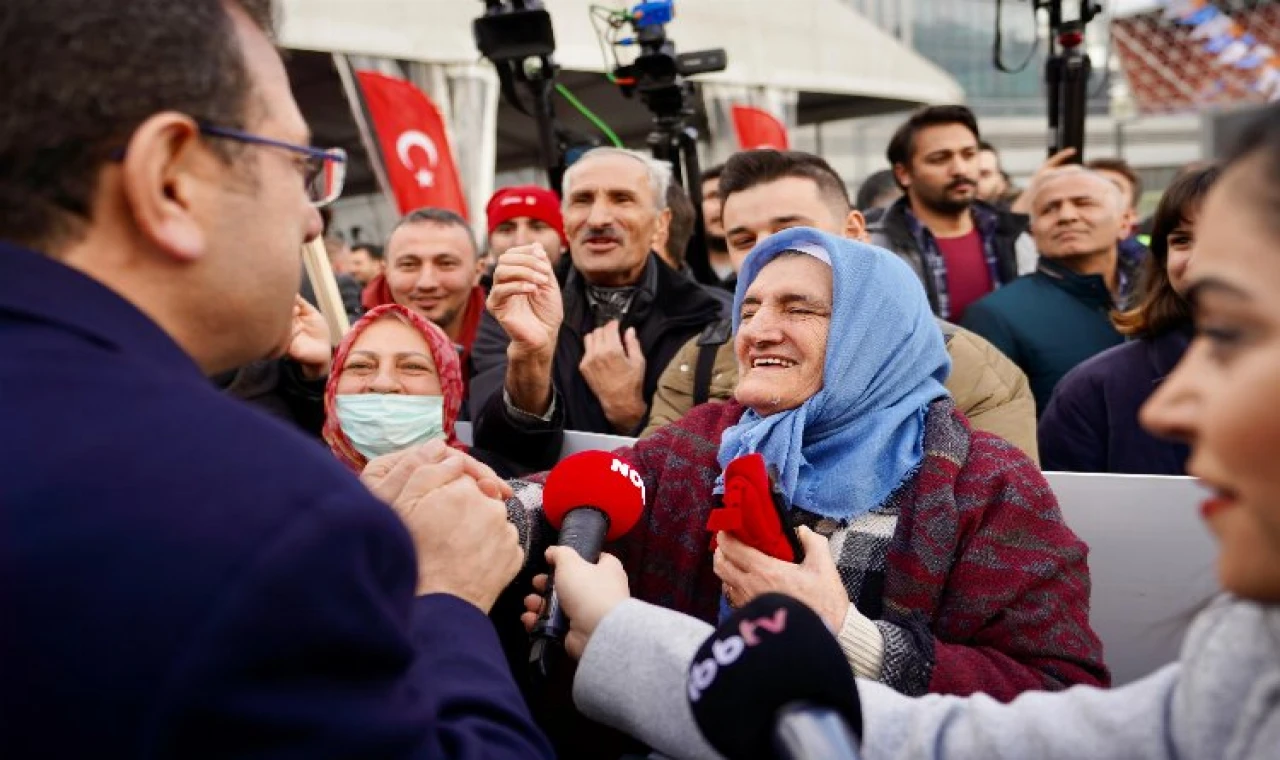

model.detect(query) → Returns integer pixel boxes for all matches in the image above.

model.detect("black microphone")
[688,593,863,760]
[528,450,646,679]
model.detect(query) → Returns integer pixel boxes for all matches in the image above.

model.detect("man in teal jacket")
[962,166,1138,414]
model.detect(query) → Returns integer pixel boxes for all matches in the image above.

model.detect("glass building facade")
[844,0,1108,116]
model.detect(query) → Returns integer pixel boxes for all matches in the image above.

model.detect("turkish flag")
[355,71,469,219]
[731,105,790,151]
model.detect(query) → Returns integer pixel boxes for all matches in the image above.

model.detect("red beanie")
[485,185,567,248]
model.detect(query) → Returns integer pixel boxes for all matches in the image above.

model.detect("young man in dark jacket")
[866,105,1036,322]
[468,147,725,468]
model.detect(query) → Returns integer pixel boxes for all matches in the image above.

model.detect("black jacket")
[213,358,327,439]
[865,198,1028,317]
[1038,327,1191,475]
[468,253,725,470]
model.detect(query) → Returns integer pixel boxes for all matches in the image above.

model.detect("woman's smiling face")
[1142,159,1280,603]
[733,254,833,417]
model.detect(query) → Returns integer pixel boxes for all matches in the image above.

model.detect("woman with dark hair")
[1037,164,1222,474]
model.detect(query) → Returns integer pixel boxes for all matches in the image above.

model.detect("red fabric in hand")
[706,453,800,563]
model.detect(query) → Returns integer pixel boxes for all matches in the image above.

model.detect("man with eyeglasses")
[0,2,552,758]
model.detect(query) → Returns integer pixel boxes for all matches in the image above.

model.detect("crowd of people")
[3,1,1279,759]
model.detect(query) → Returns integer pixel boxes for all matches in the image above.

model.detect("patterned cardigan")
[509,397,1109,700]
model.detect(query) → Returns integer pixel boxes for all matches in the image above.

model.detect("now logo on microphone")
[687,608,788,702]
[609,458,647,504]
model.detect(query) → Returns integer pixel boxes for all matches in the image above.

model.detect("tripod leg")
[1045,53,1064,157]
[677,126,719,286]
[531,72,566,193]
[1062,52,1091,163]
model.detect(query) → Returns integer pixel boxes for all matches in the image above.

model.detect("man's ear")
[1120,207,1137,238]
[842,209,868,243]
[119,113,209,263]
[891,163,911,193]
[652,207,672,253]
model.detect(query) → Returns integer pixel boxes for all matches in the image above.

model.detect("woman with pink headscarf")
[323,303,553,478]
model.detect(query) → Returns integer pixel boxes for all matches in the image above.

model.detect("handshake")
[359,439,632,654]
[360,440,524,613]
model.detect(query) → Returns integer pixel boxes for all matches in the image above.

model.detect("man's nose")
[414,265,440,291]
[303,205,324,243]
[586,199,615,228]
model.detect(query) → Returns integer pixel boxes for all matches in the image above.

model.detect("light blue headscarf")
[715,227,951,522]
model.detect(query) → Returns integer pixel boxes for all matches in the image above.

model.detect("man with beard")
[866,105,1035,322]
[700,163,736,287]
[468,148,725,465]
[962,166,1133,414]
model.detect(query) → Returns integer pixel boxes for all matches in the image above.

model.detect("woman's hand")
[286,295,332,379]
[713,526,850,631]
[522,548,631,660]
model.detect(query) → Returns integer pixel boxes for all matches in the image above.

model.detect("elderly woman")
[504,226,1106,703]
[1039,164,1221,474]
[323,303,553,478]
[529,106,1280,760]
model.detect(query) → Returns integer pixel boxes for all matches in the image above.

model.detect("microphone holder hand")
[528,507,612,682]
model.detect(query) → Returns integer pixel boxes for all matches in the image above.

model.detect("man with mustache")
[866,105,1035,322]
[962,166,1133,414]
[469,147,726,461]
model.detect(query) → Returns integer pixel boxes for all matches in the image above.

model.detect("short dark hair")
[351,243,384,261]
[701,163,725,183]
[1113,164,1220,339]
[393,207,477,257]
[855,169,901,211]
[664,182,696,267]
[0,0,277,253]
[886,105,981,170]
[719,150,851,217]
[1087,157,1143,209]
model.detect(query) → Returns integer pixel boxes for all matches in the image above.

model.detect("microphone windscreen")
[542,450,645,541]
[688,594,862,760]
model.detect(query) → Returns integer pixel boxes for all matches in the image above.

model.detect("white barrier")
[457,423,1219,686]
[1040,472,1216,685]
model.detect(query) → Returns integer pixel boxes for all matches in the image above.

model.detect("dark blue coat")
[0,244,552,759]
[961,258,1124,415]
[1038,329,1191,475]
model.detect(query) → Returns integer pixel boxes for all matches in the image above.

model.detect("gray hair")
[562,147,672,211]
[1025,165,1127,218]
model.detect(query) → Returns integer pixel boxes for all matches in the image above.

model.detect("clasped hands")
[518,524,856,661]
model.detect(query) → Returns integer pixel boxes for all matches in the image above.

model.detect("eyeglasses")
[198,123,347,207]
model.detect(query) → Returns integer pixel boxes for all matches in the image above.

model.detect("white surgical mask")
[335,394,446,460]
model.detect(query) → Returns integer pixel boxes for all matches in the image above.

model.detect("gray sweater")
[574,597,1280,760]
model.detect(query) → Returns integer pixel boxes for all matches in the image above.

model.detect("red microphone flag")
[731,105,790,151]
[355,70,469,219]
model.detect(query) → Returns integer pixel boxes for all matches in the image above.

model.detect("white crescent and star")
[395,130,440,188]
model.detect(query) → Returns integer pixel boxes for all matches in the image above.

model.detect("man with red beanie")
[486,185,567,268]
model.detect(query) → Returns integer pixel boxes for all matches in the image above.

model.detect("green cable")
[554,82,624,147]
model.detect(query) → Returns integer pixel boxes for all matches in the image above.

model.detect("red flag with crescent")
[355,71,469,219]
[731,105,790,151]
